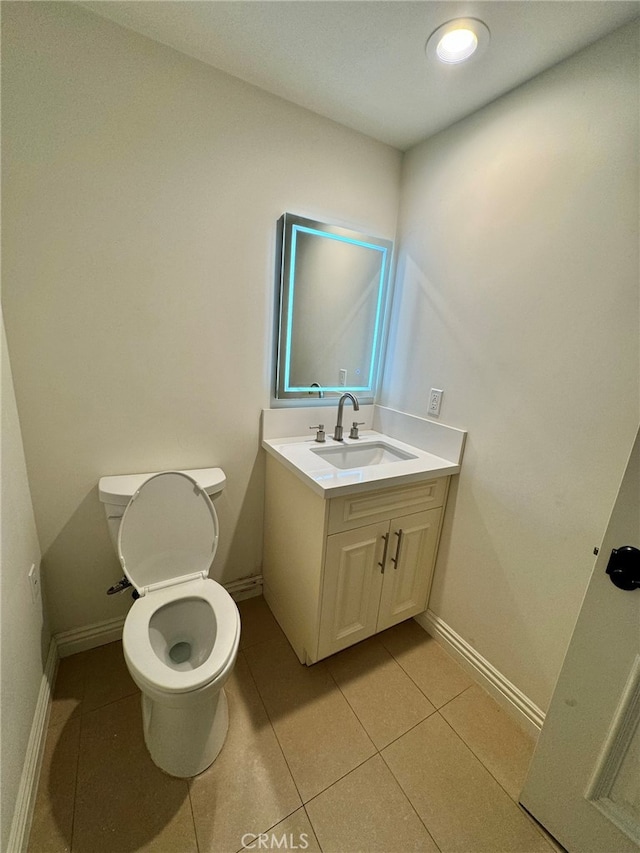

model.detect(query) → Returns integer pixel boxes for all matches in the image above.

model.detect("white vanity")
[261,406,466,664]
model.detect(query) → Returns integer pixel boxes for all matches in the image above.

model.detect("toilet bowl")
[98,468,241,778]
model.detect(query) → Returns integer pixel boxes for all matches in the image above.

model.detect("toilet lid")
[118,471,219,596]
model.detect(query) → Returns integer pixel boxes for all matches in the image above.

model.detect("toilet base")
[141,687,229,777]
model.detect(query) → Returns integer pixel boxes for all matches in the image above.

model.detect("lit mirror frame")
[274,213,394,402]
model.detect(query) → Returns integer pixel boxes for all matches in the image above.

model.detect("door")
[377,508,442,632]
[318,521,387,659]
[520,427,640,852]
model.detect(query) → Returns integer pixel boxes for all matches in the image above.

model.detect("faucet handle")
[310,424,326,443]
[349,421,365,439]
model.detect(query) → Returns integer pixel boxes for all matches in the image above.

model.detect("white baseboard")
[54,575,264,657]
[415,609,545,739]
[55,615,126,658]
[7,639,59,853]
[224,574,263,602]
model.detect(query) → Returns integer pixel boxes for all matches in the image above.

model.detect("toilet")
[98,468,241,778]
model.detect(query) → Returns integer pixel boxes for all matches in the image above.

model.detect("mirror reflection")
[275,213,393,401]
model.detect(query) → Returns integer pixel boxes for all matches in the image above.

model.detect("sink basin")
[311,441,418,470]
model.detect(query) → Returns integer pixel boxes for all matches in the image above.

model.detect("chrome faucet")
[333,393,360,441]
[309,382,324,399]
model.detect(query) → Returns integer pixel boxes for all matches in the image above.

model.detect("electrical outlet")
[428,388,443,417]
[339,369,347,386]
[28,562,41,604]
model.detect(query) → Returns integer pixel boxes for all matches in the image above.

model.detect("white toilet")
[98,468,241,778]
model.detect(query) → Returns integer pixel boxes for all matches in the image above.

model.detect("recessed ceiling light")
[426,18,490,65]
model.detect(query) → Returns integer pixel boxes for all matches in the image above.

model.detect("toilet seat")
[118,471,240,695]
[118,470,220,595]
[123,577,240,695]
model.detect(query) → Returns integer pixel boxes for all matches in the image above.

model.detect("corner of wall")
[1,313,51,852]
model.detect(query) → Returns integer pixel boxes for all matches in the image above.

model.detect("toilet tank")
[98,467,226,548]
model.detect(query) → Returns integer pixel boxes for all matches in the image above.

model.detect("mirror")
[274,213,393,402]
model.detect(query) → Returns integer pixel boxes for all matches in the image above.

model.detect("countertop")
[262,430,460,498]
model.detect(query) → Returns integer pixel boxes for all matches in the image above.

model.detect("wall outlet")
[28,562,41,604]
[339,369,347,386]
[428,388,443,417]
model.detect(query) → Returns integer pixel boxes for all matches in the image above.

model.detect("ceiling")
[82,1,639,150]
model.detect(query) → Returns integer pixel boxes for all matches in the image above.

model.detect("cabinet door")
[377,508,442,632]
[318,521,388,660]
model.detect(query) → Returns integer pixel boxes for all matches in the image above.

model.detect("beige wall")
[382,22,640,711]
[1,3,401,633]
[1,314,48,850]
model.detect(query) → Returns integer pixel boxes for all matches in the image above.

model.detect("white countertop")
[262,430,460,498]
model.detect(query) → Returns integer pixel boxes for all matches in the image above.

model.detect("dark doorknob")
[606,546,640,591]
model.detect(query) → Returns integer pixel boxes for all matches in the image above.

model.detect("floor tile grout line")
[243,641,382,808]
[375,705,439,752]
[243,653,304,812]
[45,654,88,853]
[436,683,474,713]
[247,650,379,809]
[302,804,324,853]
[426,677,540,812]
[238,628,287,653]
[79,687,140,719]
[239,649,306,808]
[302,751,377,807]
[435,712,533,810]
[375,635,456,710]
[519,802,568,853]
[68,700,84,853]
[377,747,443,853]
[281,662,381,804]
[238,636,271,653]
[302,746,444,853]
[232,804,308,853]
[242,617,471,817]
[379,708,550,852]
[326,661,436,753]
[239,634,298,663]
[185,778,201,853]
[324,665,379,752]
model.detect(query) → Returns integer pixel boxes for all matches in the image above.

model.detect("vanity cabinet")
[318,508,442,658]
[263,454,450,665]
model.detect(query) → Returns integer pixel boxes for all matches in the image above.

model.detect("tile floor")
[28,597,560,853]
